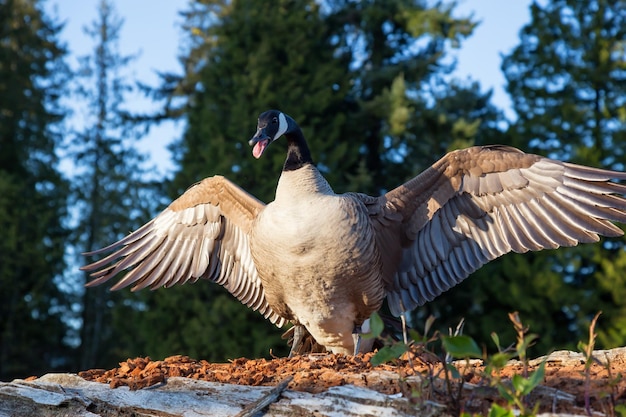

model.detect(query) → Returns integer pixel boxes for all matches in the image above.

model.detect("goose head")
[249,110,295,159]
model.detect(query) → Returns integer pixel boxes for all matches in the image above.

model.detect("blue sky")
[46,0,535,176]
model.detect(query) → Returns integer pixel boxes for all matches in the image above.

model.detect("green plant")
[577,312,626,417]
[578,311,601,416]
[366,312,441,403]
[440,333,482,414]
[369,312,550,416]
[601,355,624,417]
[484,312,545,417]
[366,311,410,366]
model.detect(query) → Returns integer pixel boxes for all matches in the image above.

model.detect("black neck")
[283,129,313,171]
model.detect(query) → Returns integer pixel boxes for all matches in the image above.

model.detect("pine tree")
[69,0,160,369]
[445,0,626,353]
[324,0,479,193]
[168,0,356,199]
[0,0,72,379]
[503,0,626,166]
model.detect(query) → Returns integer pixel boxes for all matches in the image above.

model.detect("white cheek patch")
[274,112,288,140]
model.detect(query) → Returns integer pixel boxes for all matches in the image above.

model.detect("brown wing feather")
[369,145,626,316]
[81,175,286,327]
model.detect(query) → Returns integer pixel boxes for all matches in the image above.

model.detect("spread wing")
[81,175,287,327]
[370,145,626,316]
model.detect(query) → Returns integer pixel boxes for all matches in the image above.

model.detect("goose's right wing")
[81,175,286,327]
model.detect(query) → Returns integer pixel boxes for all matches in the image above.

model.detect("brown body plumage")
[82,110,626,355]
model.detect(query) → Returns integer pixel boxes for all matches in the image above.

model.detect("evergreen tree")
[503,0,626,166]
[169,0,355,199]
[0,0,71,379]
[432,0,626,354]
[325,0,479,193]
[69,0,160,370]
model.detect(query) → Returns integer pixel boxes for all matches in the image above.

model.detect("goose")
[82,109,626,356]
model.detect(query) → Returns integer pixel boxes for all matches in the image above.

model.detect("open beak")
[249,129,271,159]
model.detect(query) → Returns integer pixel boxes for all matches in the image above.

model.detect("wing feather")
[81,175,287,327]
[368,145,626,316]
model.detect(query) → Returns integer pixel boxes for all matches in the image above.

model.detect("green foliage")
[481,405,517,417]
[371,343,410,367]
[373,313,546,416]
[324,0,487,193]
[441,314,545,416]
[0,0,72,380]
[363,309,385,340]
[441,335,481,359]
[170,0,356,199]
[576,312,623,415]
[480,313,544,417]
[503,0,626,165]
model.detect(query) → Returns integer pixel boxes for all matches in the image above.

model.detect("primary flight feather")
[82,110,626,355]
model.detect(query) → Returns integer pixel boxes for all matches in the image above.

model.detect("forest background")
[1,0,625,380]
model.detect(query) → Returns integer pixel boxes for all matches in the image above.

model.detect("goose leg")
[352,324,362,355]
[352,318,374,355]
[400,313,409,345]
[288,324,306,358]
[400,313,413,367]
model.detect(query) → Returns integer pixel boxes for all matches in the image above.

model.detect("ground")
[73,349,626,416]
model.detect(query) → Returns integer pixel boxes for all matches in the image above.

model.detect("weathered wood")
[0,373,432,417]
[234,376,293,417]
[528,347,626,367]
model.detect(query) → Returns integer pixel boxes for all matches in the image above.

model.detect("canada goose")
[82,109,626,356]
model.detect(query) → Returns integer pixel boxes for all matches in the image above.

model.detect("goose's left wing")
[370,145,626,316]
[81,175,286,327]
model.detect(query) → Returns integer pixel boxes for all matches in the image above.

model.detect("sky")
[46,0,535,178]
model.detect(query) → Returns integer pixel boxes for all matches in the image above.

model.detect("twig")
[234,376,293,417]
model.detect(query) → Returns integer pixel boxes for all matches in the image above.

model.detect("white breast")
[249,167,384,353]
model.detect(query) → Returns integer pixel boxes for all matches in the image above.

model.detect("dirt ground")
[75,349,626,416]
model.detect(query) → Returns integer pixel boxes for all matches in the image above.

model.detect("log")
[0,373,434,417]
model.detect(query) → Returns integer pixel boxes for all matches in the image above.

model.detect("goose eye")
[272,117,278,124]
